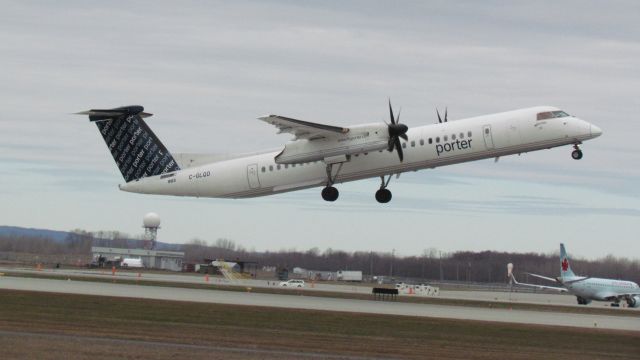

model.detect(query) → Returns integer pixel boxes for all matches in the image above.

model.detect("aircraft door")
[247,164,261,189]
[482,125,495,149]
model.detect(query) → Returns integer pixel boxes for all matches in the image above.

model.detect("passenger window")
[460,132,464,139]
[467,131,472,137]
[428,138,433,144]
[277,164,281,170]
[402,142,406,148]
[419,139,424,146]
[452,134,456,140]
[436,137,440,143]
[444,135,448,141]
[292,164,296,167]
[411,140,415,147]
[285,164,289,169]
[269,165,273,171]
[261,166,266,172]
[485,128,490,134]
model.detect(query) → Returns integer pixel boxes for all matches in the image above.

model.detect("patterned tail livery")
[78,106,180,182]
[560,243,576,279]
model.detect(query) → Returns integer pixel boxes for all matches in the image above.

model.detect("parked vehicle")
[279,279,305,288]
[121,258,144,268]
[337,270,363,282]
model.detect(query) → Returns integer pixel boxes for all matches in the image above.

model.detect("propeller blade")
[445,107,448,122]
[387,137,395,152]
[388,100,396,125]
[437,109,442,123]
[399,133,408,141]
[394,137,404,162]
[396,108,401,124]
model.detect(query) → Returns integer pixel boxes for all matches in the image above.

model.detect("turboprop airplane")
[509,244,640,307]
[77,102,602,203]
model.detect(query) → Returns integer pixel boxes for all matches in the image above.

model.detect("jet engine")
[627,295,640,308]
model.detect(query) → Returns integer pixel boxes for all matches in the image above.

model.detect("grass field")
[0,289,638,359]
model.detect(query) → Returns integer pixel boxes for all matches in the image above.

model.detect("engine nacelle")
[628,295,640,308]
[275,123,389,164]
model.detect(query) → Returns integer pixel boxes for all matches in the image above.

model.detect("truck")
[121,258,144,268]
[337,270,362,282]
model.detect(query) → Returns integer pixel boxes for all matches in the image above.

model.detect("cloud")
[1,1,639,257]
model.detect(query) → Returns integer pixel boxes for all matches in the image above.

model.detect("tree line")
[0,231,638,284]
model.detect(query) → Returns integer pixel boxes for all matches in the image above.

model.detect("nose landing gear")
[571,144,583,160]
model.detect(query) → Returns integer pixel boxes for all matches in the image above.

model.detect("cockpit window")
[537,110,571,120]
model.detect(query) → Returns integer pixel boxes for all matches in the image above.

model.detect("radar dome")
[143,212,161,228]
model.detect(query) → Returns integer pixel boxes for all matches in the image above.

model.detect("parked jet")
[509,244,640,307]
[78,102,602,203]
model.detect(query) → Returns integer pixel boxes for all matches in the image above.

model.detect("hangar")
[91,246,184,271]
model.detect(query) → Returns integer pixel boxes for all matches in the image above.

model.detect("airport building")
[91,246,184,271]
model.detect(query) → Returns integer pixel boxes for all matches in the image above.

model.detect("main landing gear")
[375,175,394,203]
[321,162,343,202]
[571,143,583,160]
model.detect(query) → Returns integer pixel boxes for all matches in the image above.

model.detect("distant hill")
[0,225,182,251]
[0,226,70,242]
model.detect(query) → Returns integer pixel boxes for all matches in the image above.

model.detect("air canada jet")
[78,102,602,203]
[509,244,640,307]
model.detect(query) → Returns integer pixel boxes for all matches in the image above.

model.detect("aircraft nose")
[590,124,603,138]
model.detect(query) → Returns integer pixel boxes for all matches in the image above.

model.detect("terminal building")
[91,246,184,271]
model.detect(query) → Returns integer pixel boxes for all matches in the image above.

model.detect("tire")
[375,188,392,203]
[571,149,583,160]
[321,186,339,201]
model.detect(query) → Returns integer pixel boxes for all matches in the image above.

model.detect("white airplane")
[509,244,640,307]
[78,102,602,203]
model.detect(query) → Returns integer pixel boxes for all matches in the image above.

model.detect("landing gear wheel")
[321,186,339,202]
[571,149,583,160]
[375,188,392,203]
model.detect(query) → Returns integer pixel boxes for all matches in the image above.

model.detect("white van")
[121,258,143,268]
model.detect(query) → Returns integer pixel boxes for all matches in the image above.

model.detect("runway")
[1,276,638,331]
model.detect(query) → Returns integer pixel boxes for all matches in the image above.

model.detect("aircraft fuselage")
[120,106,602,199]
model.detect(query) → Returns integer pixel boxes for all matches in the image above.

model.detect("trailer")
[337,270,362,282]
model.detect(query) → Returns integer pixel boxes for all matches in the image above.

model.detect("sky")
[1,1,639,259]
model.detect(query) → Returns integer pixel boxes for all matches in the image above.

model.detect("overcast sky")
[1,1,639,259]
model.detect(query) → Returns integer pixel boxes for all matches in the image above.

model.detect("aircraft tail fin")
[560,243,576,279]
[77,105,180,182]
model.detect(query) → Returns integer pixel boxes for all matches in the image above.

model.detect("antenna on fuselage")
[436,107,448,123]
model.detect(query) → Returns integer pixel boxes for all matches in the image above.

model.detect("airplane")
[508,244,640,307]
[77,102,602,203]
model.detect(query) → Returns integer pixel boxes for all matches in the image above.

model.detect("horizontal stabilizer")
[76,105,152,122]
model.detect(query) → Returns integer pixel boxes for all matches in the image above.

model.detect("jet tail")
[77,105,180,182]
[560,243,576,279]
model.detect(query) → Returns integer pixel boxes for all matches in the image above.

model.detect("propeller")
[436,107,448,123]
[387,100,409,162]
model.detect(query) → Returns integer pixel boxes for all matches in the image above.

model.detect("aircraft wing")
[259,115,349,141]
[526,272,559,283]
[510,274,567,292]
